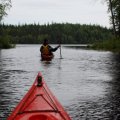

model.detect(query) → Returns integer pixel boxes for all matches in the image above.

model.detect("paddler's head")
[43,38,49,45]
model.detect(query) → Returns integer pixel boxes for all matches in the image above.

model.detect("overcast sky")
[3,0,110,27]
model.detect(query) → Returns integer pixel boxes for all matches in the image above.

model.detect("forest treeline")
[0,23,113,44]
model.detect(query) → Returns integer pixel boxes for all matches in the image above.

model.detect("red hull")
[7,72,71,120]
[41,54,54,61]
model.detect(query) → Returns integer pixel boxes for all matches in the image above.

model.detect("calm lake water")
[0,45,120,120]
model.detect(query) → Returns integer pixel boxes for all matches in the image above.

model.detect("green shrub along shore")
[0,36,15,49]
[91,38,120,52]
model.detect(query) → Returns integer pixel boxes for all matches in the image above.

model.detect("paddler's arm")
[40,46,44,55]
[40,46,43,52]
[49,45,60,52]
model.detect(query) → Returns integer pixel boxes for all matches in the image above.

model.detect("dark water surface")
[0,45,120,120]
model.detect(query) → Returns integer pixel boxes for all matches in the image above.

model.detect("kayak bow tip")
[37,73,43,87]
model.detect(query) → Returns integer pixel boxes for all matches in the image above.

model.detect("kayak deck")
[7,72,71,120]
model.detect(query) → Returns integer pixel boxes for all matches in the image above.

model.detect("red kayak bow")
[7,72,72,120]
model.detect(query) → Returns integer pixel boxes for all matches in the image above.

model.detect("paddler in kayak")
[40,38,60,61]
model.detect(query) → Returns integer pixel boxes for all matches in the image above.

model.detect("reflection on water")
[0,45,120,120]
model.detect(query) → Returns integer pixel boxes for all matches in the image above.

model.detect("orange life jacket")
[42,45,50,55]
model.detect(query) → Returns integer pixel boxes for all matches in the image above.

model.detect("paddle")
[57,34,63,59]
[60,44,62,59]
